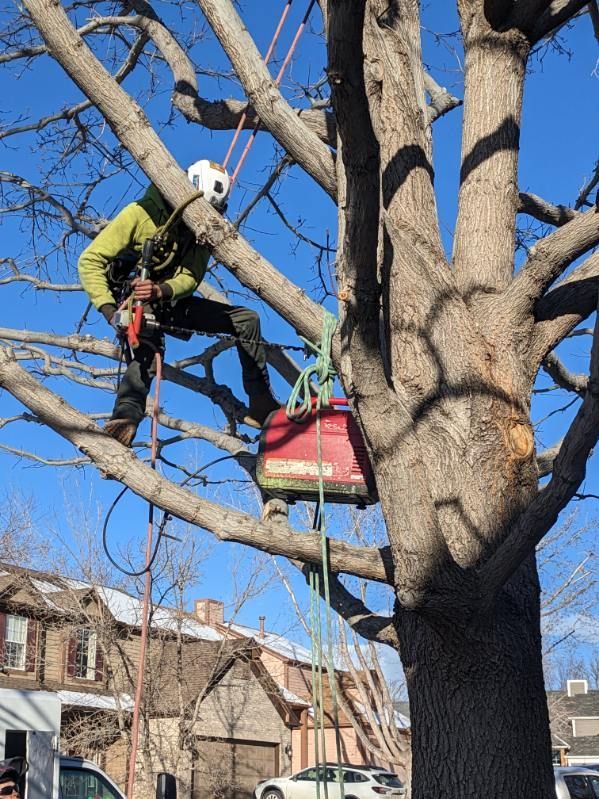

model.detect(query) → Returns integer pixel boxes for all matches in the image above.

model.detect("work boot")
[245,393,280,429]
[104,419,138,447]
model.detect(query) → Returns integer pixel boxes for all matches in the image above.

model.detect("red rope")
[223,0,294,170]
[229,0,316,188]
[126,351,162,799]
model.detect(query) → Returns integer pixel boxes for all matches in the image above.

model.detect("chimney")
[194,599,225,626]
[259,615,266,638]
[567,679,588,697]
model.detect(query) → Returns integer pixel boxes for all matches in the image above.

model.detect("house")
[548,679,599,767]
[0,565,298,799]
[193,599,410,778]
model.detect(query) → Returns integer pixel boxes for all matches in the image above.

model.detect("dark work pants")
[112,296,271,424]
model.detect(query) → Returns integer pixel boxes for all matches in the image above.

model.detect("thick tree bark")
[397,557,554,799]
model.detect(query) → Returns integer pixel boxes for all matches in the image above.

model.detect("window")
[588,777,599,799]
[344,772,369,784]
[59,768,121,799]
[5,615,28,670]
[295,768,337,783]
[373,773,404,788]
[73,629,98,680]
[564,775,594,799]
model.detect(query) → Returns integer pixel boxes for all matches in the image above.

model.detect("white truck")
[0,689,172,799]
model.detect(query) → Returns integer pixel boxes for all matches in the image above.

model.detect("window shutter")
[0,612,5,665]
[25,619,38,673]
[66,632,77,678]
[95,643,104,683]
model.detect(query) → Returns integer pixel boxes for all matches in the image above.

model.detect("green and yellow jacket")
[78,185,209,315]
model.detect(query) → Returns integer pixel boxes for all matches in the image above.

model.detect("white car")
[255,764,405,799]
[554,766,599,799]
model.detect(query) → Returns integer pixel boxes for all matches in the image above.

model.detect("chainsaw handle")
[127,305,144,349]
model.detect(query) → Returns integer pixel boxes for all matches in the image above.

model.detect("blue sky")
[0,3,598,680]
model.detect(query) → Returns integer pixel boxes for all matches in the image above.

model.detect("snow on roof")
[354,701,410,730]
[95,586,221,640]
[278,685,311,706]
[24,572,221,641]
[56,690,134,712]
[226,622,314,664]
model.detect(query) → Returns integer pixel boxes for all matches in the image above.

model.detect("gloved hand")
[100,303,118,326]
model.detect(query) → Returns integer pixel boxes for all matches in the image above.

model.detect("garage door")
[192,738,278,799]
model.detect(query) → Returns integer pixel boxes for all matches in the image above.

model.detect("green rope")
[289,310,344,799]
[285,310,337,422]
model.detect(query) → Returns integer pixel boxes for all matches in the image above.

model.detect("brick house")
[0,565,297,799]
[548,679,599,767]
[194,599,410,777]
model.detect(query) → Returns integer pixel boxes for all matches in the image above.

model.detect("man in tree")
[78,160,279,446]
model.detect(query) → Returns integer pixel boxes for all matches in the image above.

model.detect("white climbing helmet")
[187,159,231,210]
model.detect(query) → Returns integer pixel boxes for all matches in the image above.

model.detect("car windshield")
[373,773,403,788]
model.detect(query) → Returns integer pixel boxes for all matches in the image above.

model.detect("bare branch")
[532,249,599,362]
[423,72,462,123]
[537,443,562,477]
[0,172,97,236]
[575,157,599,210]
[299,563,398,647]
[518,191,579,227]
[542,352,588,395]
[0,274,82,291]
[0,30,148,142]
[508,205,599,319]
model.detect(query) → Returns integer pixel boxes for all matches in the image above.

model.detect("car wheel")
[261,788,283,799]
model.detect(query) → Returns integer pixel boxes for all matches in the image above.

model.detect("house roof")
[567,736,599,757]
[224,622,314,665]
[548,688,599,755]
[548,689,599,719]
[56,690,134,712]
[146,637,299,725]
[0,565,222,641]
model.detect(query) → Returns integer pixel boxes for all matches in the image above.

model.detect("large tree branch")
[453,4,529,297]
[21,0,337,363]
[508,205,599,321]
[531,250,599,363]
[0,346,391,583]
[423,72,462,123]
[542,352,587,394]
[518,191,579,227]
[299,563,398,647]
[196,0,336,199]
[529,0,590,41]
[479,292,599,601]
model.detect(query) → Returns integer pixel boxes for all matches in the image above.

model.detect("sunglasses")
[0,785,19,796]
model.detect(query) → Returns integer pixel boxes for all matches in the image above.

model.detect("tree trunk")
[396,556,555,799]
